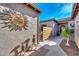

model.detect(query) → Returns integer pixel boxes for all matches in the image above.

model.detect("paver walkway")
[38,36,67,56]
[24,36,67,56]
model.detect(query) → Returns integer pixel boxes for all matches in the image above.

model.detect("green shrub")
[60,28,73,40]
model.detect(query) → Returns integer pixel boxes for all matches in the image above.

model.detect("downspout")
[37,16,39,44]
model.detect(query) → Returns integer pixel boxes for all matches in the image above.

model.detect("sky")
[35,3,73,21]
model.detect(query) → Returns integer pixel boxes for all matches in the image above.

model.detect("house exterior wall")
[0,4,38,55]
[0,3,39,18]
[41,21,55,27]
[40,21,58,37]
[68,21,75,29]
[74,12,79,48]
[67,21,75,41]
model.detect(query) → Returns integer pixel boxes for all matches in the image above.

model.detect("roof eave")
[23,3,42,14]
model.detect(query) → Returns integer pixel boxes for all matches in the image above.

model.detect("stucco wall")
[0,3,38,18]
[40,21,55,27]
[74,12,79,48]
[40,21,58,37]
[68,21,75,29]
[0,4,38,55]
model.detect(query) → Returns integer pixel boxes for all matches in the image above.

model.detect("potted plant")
[61,28,73,46]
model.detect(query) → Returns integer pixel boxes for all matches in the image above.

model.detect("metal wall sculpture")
[0,6,28,31]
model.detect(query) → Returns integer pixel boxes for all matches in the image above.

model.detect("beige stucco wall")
[0,3,39,18]
[40,21,56,27]
[0,4,38,56]
[40,21,58,36]
[74,12,79,48]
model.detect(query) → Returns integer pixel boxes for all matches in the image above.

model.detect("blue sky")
[35,3,73,21]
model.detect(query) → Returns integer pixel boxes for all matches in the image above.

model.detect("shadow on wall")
[9,34,37,56]
[9,38,30,56]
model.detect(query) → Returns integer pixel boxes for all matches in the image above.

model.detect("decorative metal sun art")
[0,6,28,31]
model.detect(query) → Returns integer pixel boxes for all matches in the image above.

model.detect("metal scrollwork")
[0,6,28,31]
